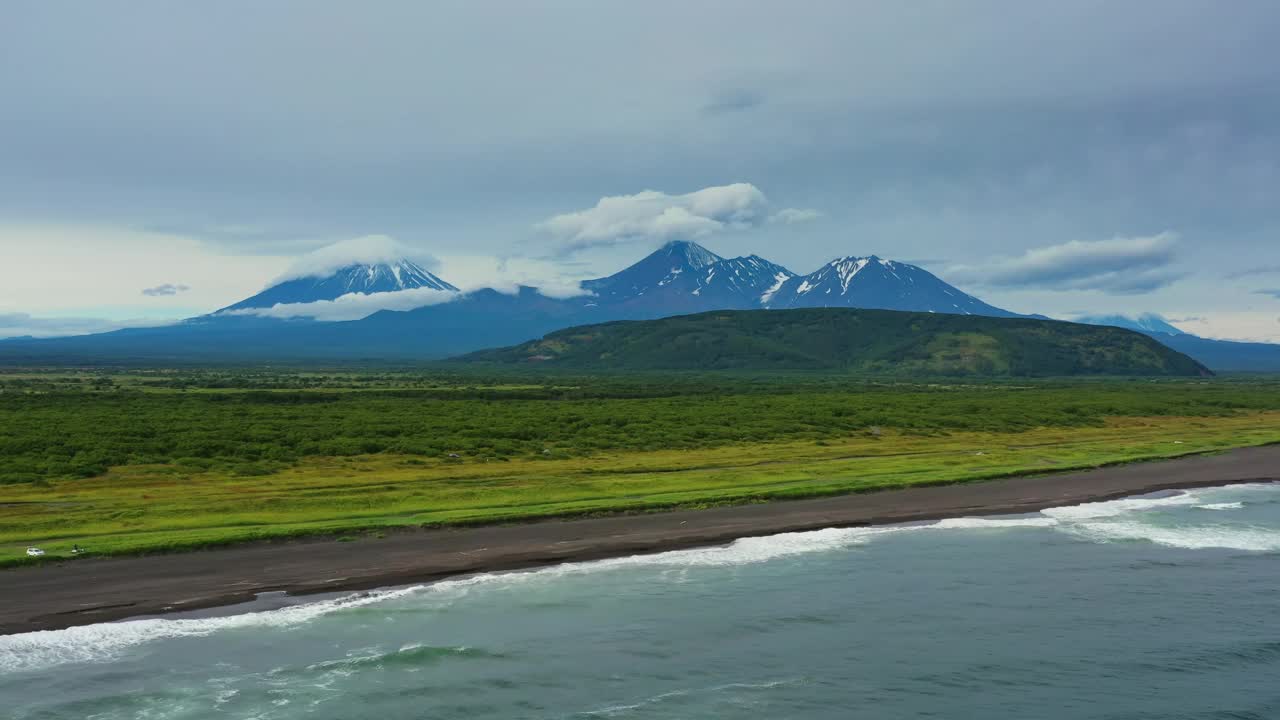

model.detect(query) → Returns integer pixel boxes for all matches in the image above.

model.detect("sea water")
[3,483,1280,719]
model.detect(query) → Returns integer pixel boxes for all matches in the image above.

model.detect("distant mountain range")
[462,308,1211,377]
[1076,313,1280,373]
[2,240,1277,371]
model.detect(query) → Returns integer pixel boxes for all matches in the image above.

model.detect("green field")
[3,369,1280,565]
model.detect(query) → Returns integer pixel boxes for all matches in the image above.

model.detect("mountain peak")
[581,241,724,300]
[765,254,1017,317]
[218,259,458,313]
[657,240,722,269]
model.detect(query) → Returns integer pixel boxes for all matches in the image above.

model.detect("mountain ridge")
[461,308,1212,377]
[764,255,1017,317]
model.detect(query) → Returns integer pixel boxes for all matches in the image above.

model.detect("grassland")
[3,369,1280,565]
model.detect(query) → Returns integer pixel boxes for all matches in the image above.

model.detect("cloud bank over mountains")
[0,313,170,339]
[539,183,819,255]
[225,287,458,322]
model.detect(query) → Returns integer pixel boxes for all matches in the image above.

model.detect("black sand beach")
[2,445,1278,636]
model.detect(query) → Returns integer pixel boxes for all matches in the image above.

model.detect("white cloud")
[946,233,1182,295]
[226,287,459,322]
[0,223,290,316]
[1166,311,1280,344]
[273,235,440,283]
[540,183,790,253]
[0,313,176,339]
[768,208,823,224]
[141,283,191,297]
[435,255,592,299]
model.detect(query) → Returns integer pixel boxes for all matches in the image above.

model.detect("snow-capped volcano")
[764,256,1016,317]
[581,240,724,301]
[219,259,458,312]
[1076,313,1186,336]
[579,240,795,313]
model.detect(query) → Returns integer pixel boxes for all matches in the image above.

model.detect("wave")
[0,529,891,675]
[931,516,1059,530]
[1041,491,1203,520]
[6,483,1278,674]
[299,643,504,675]
[1060,521,1280,552]
[1196,502,1245,511]
[0,521,1041,675]
[575,678,802,717]
[0,584,430,674]
[581,526,892,570]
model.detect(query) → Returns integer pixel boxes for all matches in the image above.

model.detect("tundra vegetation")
[2,368,1279,564]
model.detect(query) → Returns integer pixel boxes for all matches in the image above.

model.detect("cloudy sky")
[3,1,1280,340]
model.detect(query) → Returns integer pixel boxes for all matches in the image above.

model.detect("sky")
[3,1,1280,341]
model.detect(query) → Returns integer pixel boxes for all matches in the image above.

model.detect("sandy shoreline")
[3,444,1278,636]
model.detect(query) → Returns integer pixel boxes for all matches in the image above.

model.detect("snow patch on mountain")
[759,272,792,304]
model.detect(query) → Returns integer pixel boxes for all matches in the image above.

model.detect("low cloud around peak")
[538,183,819,255]
[273,235,441,284]
[224,286,459,322]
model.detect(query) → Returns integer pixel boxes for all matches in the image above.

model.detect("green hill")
[460,308,1212,377]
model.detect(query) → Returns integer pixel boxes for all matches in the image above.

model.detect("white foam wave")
[931,516,1058,530]
[1061,521,1280,552]
[0,584,428,674]
[0,530,895,675]
[1039,486,1280,551]
[1042,491,1202,520]
[581,526,894,570]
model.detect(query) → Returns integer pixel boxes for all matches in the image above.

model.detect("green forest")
[463,308,1210,376]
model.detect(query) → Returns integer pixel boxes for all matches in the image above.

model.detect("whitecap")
[0,584,429,674]
[1060,521,1280,552]
[0,529,894,674]
[931,516,1058,530]
[1042,491,1202,520]
[1195,502,1245,511]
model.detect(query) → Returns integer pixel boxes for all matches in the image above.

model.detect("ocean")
[3,482,1280,719]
